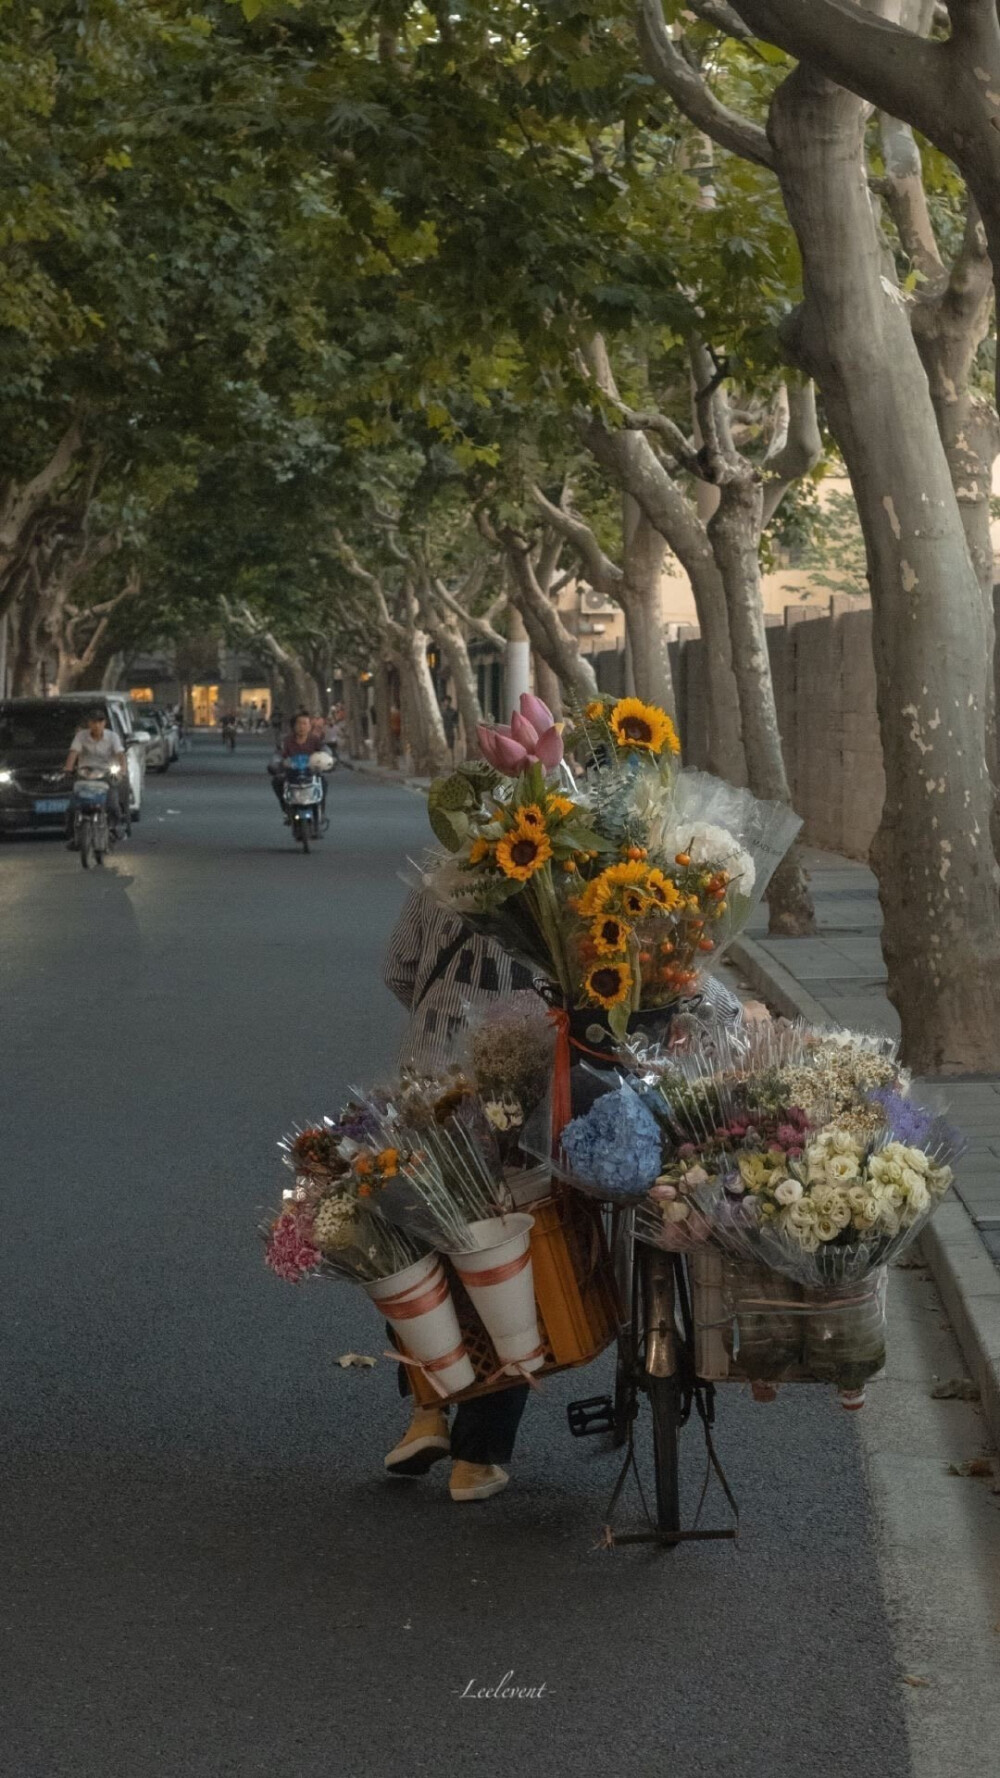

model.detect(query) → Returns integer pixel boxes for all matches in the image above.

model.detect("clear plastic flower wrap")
[554,1072,665,1204]
[692,1251,888,1390]
[464,996,557,1172]
[354,1071,513,1251]
[634,1184,715,1253]
[419,696,803,1037]
[687,1086,965,1290]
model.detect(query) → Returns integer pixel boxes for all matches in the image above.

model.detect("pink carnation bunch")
[265,1209,321,1283]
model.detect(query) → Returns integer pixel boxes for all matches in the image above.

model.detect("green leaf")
[427,805,471,852]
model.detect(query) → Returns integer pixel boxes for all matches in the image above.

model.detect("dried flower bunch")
[266,1110,425,1285]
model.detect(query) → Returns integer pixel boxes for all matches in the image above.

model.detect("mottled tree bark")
[769,61,1000,1069]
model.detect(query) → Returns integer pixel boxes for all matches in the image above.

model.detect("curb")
[729,935,1000,1452]
[352,761,429,795]
[918,1204,1000,1453]
[727,936,832,1025]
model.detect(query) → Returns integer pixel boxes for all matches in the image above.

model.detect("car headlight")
[109,764,121,778]
[0,769,13,786]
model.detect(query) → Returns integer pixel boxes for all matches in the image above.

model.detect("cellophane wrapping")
[691,1249,888,1388]
[356,1072,513,1252]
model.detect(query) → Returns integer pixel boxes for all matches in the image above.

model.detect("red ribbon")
[480,1346,547,1391]
[548,1006,572,1142]
[454,1247,532,1288]
[384,1344,470,1400]
[378,1269,452,1320]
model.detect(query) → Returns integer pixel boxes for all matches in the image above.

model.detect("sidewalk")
[731,845,1000,1449]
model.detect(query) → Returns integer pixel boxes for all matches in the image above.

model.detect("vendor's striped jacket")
[384,888,742,1074]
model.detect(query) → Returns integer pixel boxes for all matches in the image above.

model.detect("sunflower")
[518,803,546,829]
[496,814,553,882]
[591,914,630,956]
[576,858,649,917]
[623,887,649,916]
[545,793,575,820]
[608,698,680,755]
[645,868,681,911]
[468,836,491,865]
[584,699,606,721]
[584,960,632,1009]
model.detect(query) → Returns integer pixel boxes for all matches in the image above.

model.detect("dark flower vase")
[566,1005,675,1118]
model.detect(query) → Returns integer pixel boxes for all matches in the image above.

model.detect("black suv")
[0,698,133,834]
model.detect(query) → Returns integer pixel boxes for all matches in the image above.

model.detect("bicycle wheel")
[79,822,93,869]
[648,1372,682,1539]
[294,813,310,853]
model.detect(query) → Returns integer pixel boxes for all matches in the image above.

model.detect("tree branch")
[332,531,400,639]
[0,420,84,558]
[637,0,775,169]
[730,0,951,144]
[530,485,623,595]
[688,0,754,36]
[760,381,824,525]
[433,577,507,649]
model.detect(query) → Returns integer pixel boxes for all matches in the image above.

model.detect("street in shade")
[2,735,999,1778]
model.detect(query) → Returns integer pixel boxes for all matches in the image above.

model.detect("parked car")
[0,694,146,833]
[155,708,181,761]
[132,707,171,773]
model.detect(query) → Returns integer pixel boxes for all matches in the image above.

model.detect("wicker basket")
[405,1190,619,1406]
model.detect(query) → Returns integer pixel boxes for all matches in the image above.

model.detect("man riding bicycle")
[64,708,127,840]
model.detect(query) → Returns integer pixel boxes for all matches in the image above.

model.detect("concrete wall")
[668,597,886,861]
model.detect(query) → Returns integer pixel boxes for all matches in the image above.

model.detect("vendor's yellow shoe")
[384,1407,450,1478]
[449,1461,510,1502]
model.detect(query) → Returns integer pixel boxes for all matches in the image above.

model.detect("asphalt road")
[1,737,914,1778]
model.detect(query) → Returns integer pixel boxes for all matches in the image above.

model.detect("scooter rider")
[268,710,327,818]
[65,708,127,837]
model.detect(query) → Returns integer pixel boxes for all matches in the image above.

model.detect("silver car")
[153,707,180,761]
[133,708,171,773]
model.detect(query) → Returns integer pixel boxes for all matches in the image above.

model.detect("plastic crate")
[405,1190,619,1406]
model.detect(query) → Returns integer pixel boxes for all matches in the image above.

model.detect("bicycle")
[566,1207,738,1548]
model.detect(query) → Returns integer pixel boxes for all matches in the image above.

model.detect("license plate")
[35,797,70,814]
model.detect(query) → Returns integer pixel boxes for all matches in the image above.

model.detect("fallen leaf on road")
[902,1675,931,1689]
[946,1458,994,1478]
[894,1257,926,1271]
[337,1352,376,1370]
[931,1378,981,1401]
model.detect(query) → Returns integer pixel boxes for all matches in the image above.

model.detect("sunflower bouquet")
[423,692,800,1036]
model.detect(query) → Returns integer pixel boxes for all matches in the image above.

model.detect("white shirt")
[70,728,124,775]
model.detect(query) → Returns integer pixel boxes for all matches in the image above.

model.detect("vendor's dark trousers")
[451,1386,529,1466]
[391,1328,529,1464]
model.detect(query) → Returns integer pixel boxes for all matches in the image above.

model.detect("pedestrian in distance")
[440,693,460,762]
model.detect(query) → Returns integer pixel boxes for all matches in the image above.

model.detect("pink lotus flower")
[476,695,564,775]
